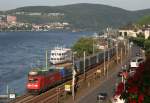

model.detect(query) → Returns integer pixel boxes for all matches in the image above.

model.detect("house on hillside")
[119,26,150,39]
[143,28,150,39]
[119,29,137,38]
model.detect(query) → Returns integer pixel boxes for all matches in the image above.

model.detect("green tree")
[136,32,145,38]
[137,15,150,26]
[72,37,98,57]
[144,40,150,51]
[131,37,145,47]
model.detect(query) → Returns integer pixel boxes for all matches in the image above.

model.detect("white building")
[144,29,150,39]
[119,28,150,39]
[119,29,137,38]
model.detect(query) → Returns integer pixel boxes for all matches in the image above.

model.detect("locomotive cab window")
[29,78,38,83]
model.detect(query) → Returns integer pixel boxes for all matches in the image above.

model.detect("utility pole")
[127,39,130,57]
[93,39,95,55]
[83,51,86,80]
[124,40,126,55]
[107,49,110,78]
[104,48,106,76]
[72,68,76,101]
[116,43,118,64]
[72,52,76,101]
[121,48,123,65]
[106,29,109,78]
[121,75,124,83]
[129,42,132,57]
[45,49,48,70]
[6,85,9,95]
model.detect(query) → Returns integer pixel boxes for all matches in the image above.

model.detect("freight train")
[26,48,116,94]
[75,48,115,73]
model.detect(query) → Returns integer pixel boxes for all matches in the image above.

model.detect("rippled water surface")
[0,31,92,95]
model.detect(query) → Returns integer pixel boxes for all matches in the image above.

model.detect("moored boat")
[50,47,72,64]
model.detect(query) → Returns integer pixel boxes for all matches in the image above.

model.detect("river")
[0,31,93,95]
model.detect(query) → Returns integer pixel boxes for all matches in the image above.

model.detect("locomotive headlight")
[27,84,31,87]
[34,84,38,87]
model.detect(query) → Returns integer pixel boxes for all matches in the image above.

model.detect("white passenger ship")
[50,47,72,64]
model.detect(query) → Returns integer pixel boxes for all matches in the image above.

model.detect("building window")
[119,32,122,36]
[124,32,127,36]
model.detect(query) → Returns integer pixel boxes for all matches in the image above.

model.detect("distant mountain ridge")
[1,3,150,30]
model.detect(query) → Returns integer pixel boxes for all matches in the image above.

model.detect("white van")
[130,57,144,68]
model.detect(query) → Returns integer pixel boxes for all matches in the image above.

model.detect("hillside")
[136,15,150,25]
[1,3,150,30]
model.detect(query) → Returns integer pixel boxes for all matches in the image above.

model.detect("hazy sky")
[0,0,150,11]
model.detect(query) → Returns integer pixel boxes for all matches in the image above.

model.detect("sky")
[0,0,150,11]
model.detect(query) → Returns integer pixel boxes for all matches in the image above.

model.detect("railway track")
[10,55,117,103]
[38,56,115,103]
[15,95,34,103]
[10,94,33,103]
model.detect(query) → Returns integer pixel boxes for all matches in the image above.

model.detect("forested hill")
[1,3,150,30]
[136,15,150,25]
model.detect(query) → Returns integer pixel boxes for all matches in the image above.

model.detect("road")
[76,45,139,103]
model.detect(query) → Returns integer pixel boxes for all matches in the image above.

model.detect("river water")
[0,31,93,95]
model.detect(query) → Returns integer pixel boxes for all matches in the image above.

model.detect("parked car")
[97,92,108,101]
[130,57,144,68]
[111,95,125,103]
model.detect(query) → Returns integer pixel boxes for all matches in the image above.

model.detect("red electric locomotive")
[27,68,62,94]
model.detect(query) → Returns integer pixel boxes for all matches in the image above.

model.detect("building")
[119,28,150,39]
[7,16,17,23]
[0,16,2,22]
[28,13,41,16]
[0,15,6,22]
[144,29,150,39]
[47,13,64,17]
[119,29,137,38]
